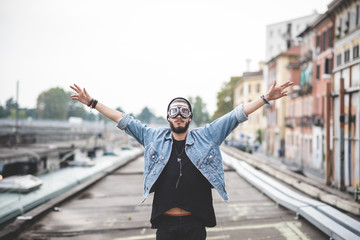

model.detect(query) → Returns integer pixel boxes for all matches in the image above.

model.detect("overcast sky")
[0,0,330,117]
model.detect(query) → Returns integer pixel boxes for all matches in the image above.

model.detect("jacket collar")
[165,129,194,146]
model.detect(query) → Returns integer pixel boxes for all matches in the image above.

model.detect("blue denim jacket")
[117,105,248,202]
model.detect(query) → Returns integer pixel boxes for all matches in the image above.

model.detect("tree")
[137,107,155,124]
[25,108,38,119]
[189,96,209,126]
[67,98,87,119]
[36,87,68,120]
[8,108,26,119]
[212,76,241,121]
[0,105,6,118]
[4,97,17,118]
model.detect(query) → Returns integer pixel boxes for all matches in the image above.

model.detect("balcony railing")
[312,115,324,127]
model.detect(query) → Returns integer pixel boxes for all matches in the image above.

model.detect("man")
[70,80,292,240]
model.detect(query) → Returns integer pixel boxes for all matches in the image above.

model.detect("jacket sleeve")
[202,104,248,146]
[117,113,149,146]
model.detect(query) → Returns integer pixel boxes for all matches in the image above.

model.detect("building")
[266,14,320,62]
[233,63,264,145]
[264,13,320,155]
[267,46,301,157]
[329,0,360,190]
[285,10,336,178]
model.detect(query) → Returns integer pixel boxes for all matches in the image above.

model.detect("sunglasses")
[168,105,191,119]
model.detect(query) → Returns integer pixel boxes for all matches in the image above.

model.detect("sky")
[0,0,331,117]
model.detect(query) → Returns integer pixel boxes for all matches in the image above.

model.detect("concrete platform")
[14,155,328,240]
[0,147,143,229]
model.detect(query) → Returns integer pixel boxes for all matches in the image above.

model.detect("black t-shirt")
[150,139,216,228]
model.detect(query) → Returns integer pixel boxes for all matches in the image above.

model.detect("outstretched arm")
[70,84,123,123]
[243,80,293,116]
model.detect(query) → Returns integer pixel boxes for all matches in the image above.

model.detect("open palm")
[266,80,293,101]
[70,84,92,106]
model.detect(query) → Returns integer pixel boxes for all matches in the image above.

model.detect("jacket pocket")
[145,144,159,171]
[201,147,221,169]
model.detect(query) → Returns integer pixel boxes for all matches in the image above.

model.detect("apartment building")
[267,46,301,157]
[264,13,320,156]
[233,64,264,144]
[329,0,360,190]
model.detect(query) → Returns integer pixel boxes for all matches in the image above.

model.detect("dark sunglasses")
[168,105,191,119]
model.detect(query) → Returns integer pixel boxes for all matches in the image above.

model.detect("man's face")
[168,101,192,134]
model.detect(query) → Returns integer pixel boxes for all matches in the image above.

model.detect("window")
[316,35,320,49]
[357,5,360,26]
[344,12,350,34]
[337,18,342,38]
[287,23,292,34]
[336,54,342,66]
[322,31,327,52]
[353,45,359,59]
[344,49,350,63]
[256,83,260,93]
[316,64,320,80]
[328,26,333,48]
[248,84,252,93]
[324,58,332,74]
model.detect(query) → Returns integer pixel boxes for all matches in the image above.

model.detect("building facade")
[330,0,360,190]
[233,64,264,144]
[267,46,301,157]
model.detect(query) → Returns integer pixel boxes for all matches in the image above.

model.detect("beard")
[169,120,190,134]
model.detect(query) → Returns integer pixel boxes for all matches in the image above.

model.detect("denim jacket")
[117,105,248,203]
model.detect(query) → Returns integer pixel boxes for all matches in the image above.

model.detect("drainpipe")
[325,82,331,185]
[339,78,345,191]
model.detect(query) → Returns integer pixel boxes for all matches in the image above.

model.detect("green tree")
[0,105,6,118]
[37,87,68,120]
[9,108,26,119]
[68,100,87,119]
[5,97,17,118]
[25,108,38,119]
[189,96,209,126]
[212,76,241,121]
[137,107,155,124]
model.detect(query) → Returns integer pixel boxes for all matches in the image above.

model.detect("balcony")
[312,115,324,127]
[285,117,294,128]
[300,116,312,127]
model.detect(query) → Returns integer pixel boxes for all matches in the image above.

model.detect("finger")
[73,84,82,92]
[272,80,277,89]
[84,88,89,96]
[70,85,78,93]
[280,81,289,88]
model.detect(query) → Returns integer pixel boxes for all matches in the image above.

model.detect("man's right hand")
[70,84,92,106]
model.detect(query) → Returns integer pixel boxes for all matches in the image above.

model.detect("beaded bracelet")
[261,95,271,106]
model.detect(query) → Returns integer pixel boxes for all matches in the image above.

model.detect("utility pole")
[15,80,19,149]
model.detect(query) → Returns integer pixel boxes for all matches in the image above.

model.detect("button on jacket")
[117,105,248,203]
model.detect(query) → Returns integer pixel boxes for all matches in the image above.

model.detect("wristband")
[92,100,98,109]
[261,95,271,105]
[87,99,94,107]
